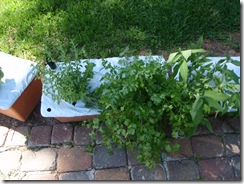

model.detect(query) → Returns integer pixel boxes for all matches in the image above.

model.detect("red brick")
[167,137,193,160]
[59,171,94,180]
[74,126,92,146]
[199,157,235,180]
[29,126,52,146]
[167,160,199,180]
[131,164,166,180]
[57,147,92,172]
[208,117,224,134]
[95,167,130,180]
[191,135,224,158]
[93,145,127,169]
[51,124,73,144]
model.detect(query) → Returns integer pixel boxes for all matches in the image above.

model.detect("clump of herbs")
[35,41,96,106]
[86,40,240,168]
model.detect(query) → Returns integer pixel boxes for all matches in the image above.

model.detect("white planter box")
[40,56,240,123]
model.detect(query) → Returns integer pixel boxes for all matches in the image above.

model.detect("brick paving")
[95,167,130,180]
[29,126,52,147]
[0,114,241,181]
[131,165,166,180]
[166,160,199,180]
[57,147,92,172]
[198,157,236,180]
[51,124,73,144]
[191,135,224,158]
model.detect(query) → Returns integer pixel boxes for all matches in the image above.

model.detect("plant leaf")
[234,84,240,91]
[167,52,181,64]
[230,60,240,66]
[190,97,204,124]
[196,35,204,48]
[191,49,206,54]
[201,118,213,133]
[204,90,229,101]
[204,97,222,111]
[180,60,188,83]
[165,144,171,152]
[181,50,192,61]
[190,107,203,125]
[172,144,180,152]
[192,97,203,111]
[225,69,239,83]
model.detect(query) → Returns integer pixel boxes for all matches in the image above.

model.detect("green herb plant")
[35,41,96,106]
[166,48,240,135]
[86,46,240,168]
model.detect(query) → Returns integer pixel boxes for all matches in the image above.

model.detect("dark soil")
[159,32,241,59]
[202,32,240,56]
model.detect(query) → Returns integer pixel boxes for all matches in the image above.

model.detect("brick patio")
[0,115,241,181]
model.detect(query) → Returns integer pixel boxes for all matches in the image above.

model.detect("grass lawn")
[0,0,240,62]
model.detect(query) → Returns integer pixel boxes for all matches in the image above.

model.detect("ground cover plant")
[0,0,240,60]
[85,44,240,168]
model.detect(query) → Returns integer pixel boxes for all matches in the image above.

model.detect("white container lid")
[0,52,37,110]
[206,56,240,78]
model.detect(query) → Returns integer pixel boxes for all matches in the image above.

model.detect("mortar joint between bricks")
[161,158,169,180]
[0,128,10,147]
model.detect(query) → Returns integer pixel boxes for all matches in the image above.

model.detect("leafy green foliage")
[90,56,180,168]
[166,48,240,131]
[86,47,240,168]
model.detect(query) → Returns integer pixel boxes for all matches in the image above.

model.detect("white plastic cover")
[41,56,164,117]
[41,56,240,118]
[206,57,240,79]
[0,52,37,110]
